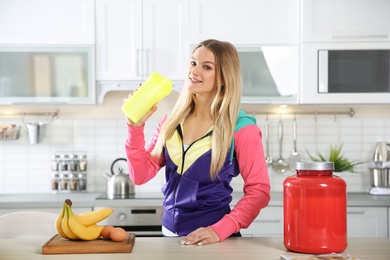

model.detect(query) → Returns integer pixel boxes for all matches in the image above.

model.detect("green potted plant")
[306,144,365,173]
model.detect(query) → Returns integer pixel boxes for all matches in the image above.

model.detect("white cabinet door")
[143,0,189,81]
[347,207,388,238]
[95,0,142,81]
[95,0,189,81]
[0,0,94,45]
[0,46,95,104]
[240,206,283,237]
[302,0,390,43]
[189,0,299,45]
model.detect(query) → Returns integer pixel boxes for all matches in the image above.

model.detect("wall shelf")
[0,110,58,122]
[246,108,355,120]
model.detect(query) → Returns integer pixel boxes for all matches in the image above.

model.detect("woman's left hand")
[179,227,220,246]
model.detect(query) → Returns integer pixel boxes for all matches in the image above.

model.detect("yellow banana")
[61,205,79,240]
[72,208,114,227]
[67,206,104,240]
[55,204,68,238]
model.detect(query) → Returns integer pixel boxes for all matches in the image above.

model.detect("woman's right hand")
[123,91,157,127]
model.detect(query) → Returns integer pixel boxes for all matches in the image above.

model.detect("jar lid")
[295,161,334,170]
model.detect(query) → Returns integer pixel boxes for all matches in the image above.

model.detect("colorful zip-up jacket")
[125,110,271,241]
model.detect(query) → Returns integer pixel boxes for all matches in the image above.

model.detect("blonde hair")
[151,39,242,179]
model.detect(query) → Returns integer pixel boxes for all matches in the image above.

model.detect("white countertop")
[0,193,101,208]
[0,236,389,260]
[1,192,390,209]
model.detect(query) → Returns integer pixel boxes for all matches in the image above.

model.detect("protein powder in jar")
[283,161,347,254]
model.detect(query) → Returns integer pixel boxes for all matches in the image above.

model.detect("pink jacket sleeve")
[210,124,271,241]
[125,116,167,185]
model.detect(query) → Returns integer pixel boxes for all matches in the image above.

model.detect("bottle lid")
[295,161,334,171]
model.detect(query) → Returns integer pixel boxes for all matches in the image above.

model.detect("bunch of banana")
[56,199,113,241]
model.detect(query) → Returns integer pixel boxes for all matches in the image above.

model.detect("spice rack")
[51,152,87,193]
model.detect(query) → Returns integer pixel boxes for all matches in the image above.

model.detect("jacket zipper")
[171,125,213,234]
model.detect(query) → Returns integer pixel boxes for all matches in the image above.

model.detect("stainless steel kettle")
[373,141,390,164]
[103,158,135,199]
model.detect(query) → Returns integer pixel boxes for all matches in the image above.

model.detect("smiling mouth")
[189,77,202,83]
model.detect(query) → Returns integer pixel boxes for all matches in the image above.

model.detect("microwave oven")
[301,42,390,104]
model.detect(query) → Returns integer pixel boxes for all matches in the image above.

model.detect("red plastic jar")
[283,161,347,254]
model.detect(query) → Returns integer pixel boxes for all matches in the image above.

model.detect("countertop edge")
[1,192,390,209]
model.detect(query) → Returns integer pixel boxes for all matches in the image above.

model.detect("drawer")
[240,206,283,237]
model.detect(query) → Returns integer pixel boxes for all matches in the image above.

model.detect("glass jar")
[78,173,87,190]
[59,173,69,191]
[69,154,78,172]
[69,173,78,191]
[51,172,59,190]
[0,126,6,139]
[6,124,18,139]
[283,161,347,254]
[51,154,59,171]
[79,154,87,171]
[60,154,69,171]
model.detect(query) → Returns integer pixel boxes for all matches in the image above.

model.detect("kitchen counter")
[0,193,101,209]
[1,192,390,209]
[0,236,389,260]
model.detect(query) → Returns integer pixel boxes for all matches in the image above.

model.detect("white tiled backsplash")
[1,114,390,195]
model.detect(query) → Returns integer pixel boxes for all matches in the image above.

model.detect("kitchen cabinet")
[347,207,388,238]
[0,0,94,45]
[95,0,189,82]
[189,0,300,45]
[302,0,390,43]
[241,206,389,238]
[189,0,300,104]
[0,46,95,104]
[240,206,283,237]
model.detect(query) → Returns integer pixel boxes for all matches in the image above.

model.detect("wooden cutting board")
[42,233,135,254]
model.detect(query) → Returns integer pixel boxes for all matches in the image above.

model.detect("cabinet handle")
[332,34,388,39]
[347,210,365,215]
[144,49,149,77]
[103,3,108,71]
[137,49,142,77]
[253,219,281,224]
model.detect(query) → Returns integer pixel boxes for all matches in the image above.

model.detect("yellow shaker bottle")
[121,72,173,123]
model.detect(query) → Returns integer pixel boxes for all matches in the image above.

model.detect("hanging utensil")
[272,117,289,173]
[288,115,301,171]
[265,115,273,166]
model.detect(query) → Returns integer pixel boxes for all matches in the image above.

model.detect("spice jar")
[60,173,69,191]
[51,172,59,191]
[78,173,87,190]
[79,154,87,171]
[69,154,78,171]
[69,173,78,191]
[60,154,69,171]
[283,161,347,254]
[51,154,59,171]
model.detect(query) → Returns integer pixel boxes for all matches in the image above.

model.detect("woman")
[124,39,270,246]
